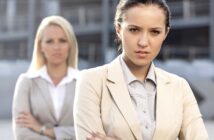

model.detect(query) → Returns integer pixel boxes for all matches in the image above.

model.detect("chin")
[133,60,151,67]
[50,61,64,66]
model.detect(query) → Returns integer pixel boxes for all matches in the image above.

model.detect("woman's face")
[116,4,169,68]
[41,25,70,66]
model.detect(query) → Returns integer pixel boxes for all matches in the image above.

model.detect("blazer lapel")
[152,68,172,140]
[59,80,76,122]
[106,57,143,140]
[33,78,56,121]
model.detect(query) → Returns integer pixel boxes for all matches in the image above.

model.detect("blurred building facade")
[0,0,116,67]
[1,0,214,120]
[0,0,214,66]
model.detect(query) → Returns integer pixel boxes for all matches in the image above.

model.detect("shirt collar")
[120,55,156,85]
[27,66,79,85]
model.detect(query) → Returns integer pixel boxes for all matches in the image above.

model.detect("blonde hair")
[28,15,78,72]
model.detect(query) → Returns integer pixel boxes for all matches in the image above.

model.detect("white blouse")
[120,56,157,140]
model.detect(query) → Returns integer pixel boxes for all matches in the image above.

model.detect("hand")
[86,132,119,140]
[16,112,42,134]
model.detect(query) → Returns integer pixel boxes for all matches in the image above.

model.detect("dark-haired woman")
[74,0,209,140]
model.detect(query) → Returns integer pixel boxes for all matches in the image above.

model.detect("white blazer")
[74,57,208,140]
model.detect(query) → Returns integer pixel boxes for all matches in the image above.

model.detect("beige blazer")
[13,73,76,140]
[74,57,208,140]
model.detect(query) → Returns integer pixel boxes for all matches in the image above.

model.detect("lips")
[135,50,149,58]
[52,53,61,57]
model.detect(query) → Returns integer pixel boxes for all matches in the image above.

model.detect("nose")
[138,33,149,48]
[53,43,60,49]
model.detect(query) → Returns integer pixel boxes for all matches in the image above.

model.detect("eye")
[128,27,139,33]
[59,38,67,43]
[150,30,161,36]
[45,39,53,44]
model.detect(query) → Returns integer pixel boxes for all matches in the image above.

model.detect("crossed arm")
[13,75,75,140]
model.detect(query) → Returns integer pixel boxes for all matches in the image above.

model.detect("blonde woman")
[13,16,78,140]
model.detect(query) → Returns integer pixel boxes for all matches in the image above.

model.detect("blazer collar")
[107,57,173,140]
[153,68,173,139]
[33,77,76,123]
[33,78,57,121]
[107,57,171,88]
[106,56,143,140]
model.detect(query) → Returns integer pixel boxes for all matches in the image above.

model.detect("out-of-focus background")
[0,0,214,139]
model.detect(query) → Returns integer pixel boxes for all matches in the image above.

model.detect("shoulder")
[16,73,32,85]
[79,56,120,80]
[79,65,108,80]
[14,73,34,94]
[76,65,108,90]
[155,67,189,85]
[14,73,33,98]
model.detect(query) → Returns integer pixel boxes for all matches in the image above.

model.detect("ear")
[164,27,170,40]
[115,24,121,39]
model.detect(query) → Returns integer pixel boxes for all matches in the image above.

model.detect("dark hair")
[114,0,171,51]
[114,0,171,28]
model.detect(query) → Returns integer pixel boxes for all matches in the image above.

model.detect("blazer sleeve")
[178,78,209,140]
[53,126,75,140]
[12,74,51,140]
[73,70,106,140]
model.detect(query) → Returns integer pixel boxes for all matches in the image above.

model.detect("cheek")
[64,46,70,56]
[40,43,47,53]
[41,46,48,54]
[65,45,70,52]
[151,39,164,54]
[40,45,44,52]
[40,46,51,58]
[121,33,132,47]
[121,35,136,54]
[152,36,164,47]
[119,29,127,41]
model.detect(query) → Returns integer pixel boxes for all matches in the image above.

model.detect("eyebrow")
[150,27,163,30]
[127,25,163,30]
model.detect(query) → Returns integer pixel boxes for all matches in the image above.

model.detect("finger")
[23,113,36,122]
[16,119,32,128]
[16,114,29,121]
[16,118,30,125]
[16,115,32,124]
[23,123,33,128]
[24,112,34,120]
[95,132,105,139]
[86,134,95,140]
[17,113,29,121]
[18,113,36,124]
[20,112,33,120]
[87,132,105,140]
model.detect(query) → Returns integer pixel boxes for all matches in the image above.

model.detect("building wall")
[0,0,213,65]
[0,0,214,119]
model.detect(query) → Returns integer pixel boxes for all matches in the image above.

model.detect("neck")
[123,57,151,81]
[130,65,150,81]
[46,63,68,86]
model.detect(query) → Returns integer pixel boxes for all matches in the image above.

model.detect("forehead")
[44,24,63,33]
[123,4,166,27]
[42,24,66,37]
